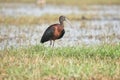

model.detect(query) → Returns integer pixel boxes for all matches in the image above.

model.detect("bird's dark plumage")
[40,24,65,43]
[40,15,69,47]
[57,29,65,39]
[40,25,54,43]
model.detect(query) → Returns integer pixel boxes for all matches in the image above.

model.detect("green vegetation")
[0,0,120,5]
[0,44,120,80]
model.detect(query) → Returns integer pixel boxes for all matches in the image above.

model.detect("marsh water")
[0,3,120,49]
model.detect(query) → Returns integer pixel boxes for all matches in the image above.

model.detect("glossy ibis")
[40,15,72,47]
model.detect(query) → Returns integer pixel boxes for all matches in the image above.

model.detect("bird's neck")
[60,22,64,27]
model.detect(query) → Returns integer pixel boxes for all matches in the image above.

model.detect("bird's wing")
[40,26,54,43]
[57,29,65,39]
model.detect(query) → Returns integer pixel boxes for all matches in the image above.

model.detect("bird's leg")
[52,40,55,47]
[50,40,52,46]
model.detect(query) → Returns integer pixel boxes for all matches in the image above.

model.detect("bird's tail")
[40,39,44,43]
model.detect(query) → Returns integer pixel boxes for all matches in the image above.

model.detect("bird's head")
[59,15,73,27]
[59,15,66,23]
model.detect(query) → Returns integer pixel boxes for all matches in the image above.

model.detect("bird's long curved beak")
[65,18,73,27]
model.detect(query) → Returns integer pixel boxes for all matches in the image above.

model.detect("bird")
[40,15,71,47]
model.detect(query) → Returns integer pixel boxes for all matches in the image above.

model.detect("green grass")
[0,44,120,80]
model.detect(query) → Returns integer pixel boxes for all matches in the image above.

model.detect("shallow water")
[0,3,120,49]
[0,3,120,19]
[0,20,120,49]
[0,3,79,16]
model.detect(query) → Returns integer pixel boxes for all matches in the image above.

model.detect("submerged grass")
[0,44,120,80]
